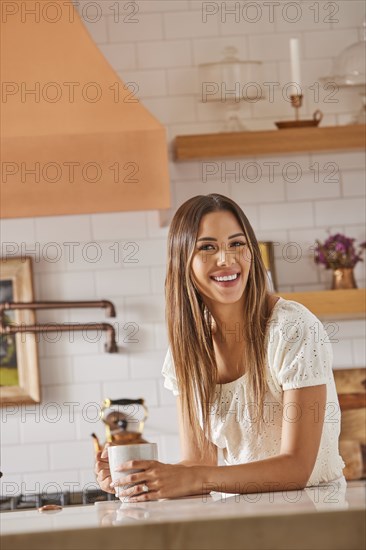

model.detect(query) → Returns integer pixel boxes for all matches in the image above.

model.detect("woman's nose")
[217,244,234,265]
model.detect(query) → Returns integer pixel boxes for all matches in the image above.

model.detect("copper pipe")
[0,300,116,317]
[0,322,118,353]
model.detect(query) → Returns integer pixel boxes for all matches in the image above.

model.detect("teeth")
[212,273,239,282]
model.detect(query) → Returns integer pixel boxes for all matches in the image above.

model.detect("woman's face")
[190,210,252,307]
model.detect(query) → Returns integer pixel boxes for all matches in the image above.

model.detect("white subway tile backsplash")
[124,294,165,322]
[150,266,166,295]
[259,202,314,230]
[108,12,163,43]
[91,211,147,240]
[137,40,192,69]
[139,0,189,12]
[248,32,302,62]
[146,211,169,239]
[331,339,354,368]
[158,380,177,406]
[219,4,276,35]
[192,36,247,65]
[112,239,167,269]
[22,470,81,494]
[0,218,36,247]
[315,198,366,226]
[49,441,94,470]
[341,170,366,197]
[304,29,359,59]
[167,67,199,96]
[353,339,366,367]
[129,349,166,379]
[34,215,92,247]
[174,179,230,206]
[38,271,96,300]
[147,405,178,433]
[42,382,103,410]
[2,444,49,474]
[231,179,286,204]
[0,416,20,445]
[275,0,332,32]
[118,322,156,352]
[95,267,151,296]
[311,151,366,171]
[154,322,169,349]
[331,0,366,29]
[164,10,219,39]
[39,357,73,386]
[1,475,23,497]
[334,319,366,340]
[20,415,77,444]
[160,434,181,463]
[142,96,196,124]
[286,173,341,201]
[73,353,129,382]
[275,256,319,286]
[38,330,102,359]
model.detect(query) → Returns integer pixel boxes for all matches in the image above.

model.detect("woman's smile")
[210,270,241,287]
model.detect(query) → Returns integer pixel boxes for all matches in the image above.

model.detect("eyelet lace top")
[161,297,346,487]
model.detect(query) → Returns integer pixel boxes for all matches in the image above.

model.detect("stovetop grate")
[0,489,118,511]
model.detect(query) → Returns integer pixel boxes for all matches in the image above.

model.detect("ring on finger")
[141,483,149,493]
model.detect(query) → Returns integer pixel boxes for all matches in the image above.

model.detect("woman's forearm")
[196,453,310,495]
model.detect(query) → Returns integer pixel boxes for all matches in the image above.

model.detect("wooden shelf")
[275,289,366,319]
[174,125,365,161]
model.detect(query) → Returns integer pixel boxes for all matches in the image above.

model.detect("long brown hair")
[165,194,273,455]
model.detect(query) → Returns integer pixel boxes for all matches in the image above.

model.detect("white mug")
[108,443,158,499]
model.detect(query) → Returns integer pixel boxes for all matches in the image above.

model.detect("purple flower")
[314,233,366,269]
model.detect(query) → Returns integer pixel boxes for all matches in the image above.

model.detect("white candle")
[289,38,301,94]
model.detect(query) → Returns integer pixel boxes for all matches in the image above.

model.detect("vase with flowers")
[314,233,366,290]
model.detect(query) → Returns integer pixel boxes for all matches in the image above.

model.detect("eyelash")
[198,241,247,251]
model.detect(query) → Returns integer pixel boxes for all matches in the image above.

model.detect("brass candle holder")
[290,94,303,120]
[275,93,323,129]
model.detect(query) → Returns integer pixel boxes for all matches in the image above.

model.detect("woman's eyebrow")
[197,232,246,242]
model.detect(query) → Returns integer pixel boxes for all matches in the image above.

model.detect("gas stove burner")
[0,488,118,512]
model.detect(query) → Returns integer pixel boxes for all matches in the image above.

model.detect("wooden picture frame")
[259,241,278,293]
[0,257,41,405]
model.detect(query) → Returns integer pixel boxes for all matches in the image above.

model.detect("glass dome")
[198,47,264,131]
[332,39,366,86]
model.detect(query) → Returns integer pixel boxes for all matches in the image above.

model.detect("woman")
[95,193,346,501]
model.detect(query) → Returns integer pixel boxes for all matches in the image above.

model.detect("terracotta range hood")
[0,0,170,218]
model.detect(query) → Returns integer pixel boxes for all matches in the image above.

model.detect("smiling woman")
[95,194,346,503]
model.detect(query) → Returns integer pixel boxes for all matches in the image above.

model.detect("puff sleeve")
[161,347,180,396]
[271,303,332,391]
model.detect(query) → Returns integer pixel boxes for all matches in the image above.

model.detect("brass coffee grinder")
[91,398,149,453]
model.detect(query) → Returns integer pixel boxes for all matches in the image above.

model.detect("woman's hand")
[110,460,207,502]
[94,443,115,495]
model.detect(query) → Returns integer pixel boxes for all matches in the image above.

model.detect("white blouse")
[161,297,346,487]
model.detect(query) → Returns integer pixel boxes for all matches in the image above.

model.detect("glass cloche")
[198,47,264,131]
[322,25,366,124]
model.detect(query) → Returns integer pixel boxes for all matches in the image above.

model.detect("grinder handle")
[105,398,144,406]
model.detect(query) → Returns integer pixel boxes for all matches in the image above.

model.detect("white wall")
[1,0,365,497]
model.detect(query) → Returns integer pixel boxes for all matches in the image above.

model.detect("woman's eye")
[230,241,246,248]
[198,244,215,251]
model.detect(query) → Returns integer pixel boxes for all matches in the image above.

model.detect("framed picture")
[0,257,40,405]
[259,242,278,293]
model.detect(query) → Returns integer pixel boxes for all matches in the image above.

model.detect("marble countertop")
[1,481,365,550]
